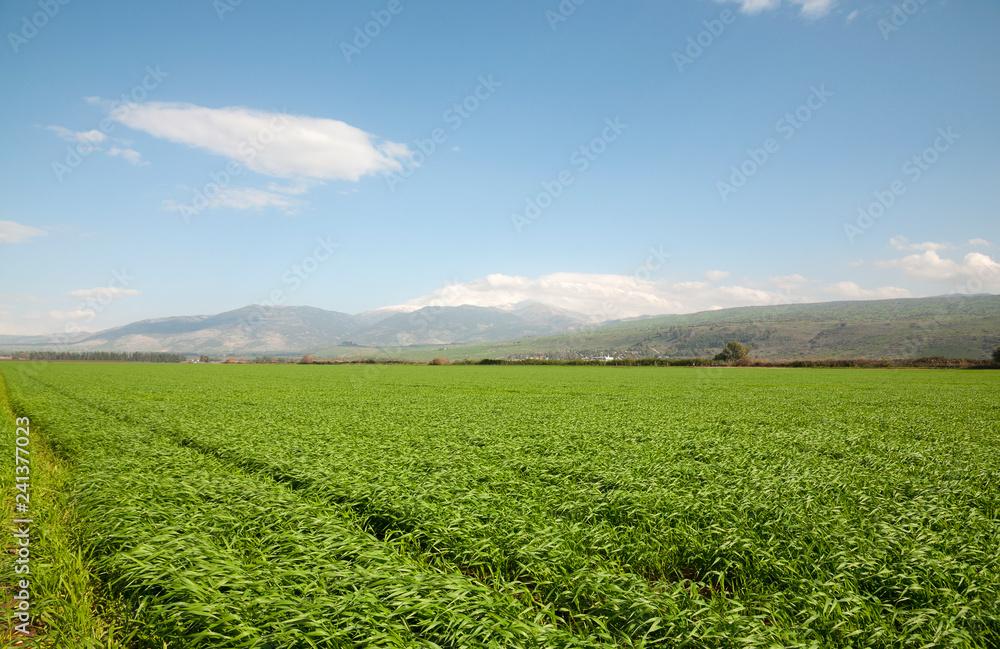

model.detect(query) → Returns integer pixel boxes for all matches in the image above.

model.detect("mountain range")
[1,294,998,360]
[0,301,597,354]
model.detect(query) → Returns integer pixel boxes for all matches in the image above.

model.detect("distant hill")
[0,302,595,354]
[317,294,1000,361]
[62,305,359,354]
[347,303,592,347]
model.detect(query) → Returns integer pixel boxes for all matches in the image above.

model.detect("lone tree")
[300,354,316,364]
[714,341,750,362]
[993,345,1000,364]
[429,356,450,365]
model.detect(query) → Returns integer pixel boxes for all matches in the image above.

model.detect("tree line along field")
[1,363,998,648]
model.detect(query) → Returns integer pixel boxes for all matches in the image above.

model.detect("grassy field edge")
[0,369,132,649]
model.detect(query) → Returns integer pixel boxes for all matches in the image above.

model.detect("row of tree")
[10,351,187,363]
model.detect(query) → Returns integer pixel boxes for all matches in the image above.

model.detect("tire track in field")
[165,434,699,644]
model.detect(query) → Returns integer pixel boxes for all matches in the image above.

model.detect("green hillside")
[316,294,1000,361]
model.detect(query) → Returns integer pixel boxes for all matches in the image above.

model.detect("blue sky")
[1,0,998,335]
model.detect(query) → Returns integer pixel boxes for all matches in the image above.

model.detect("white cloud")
[770,274,808,290]
[968,238,993,248]
[823,281,911,300]
[0,221,47,244]
[722,0,780,13]
[47,125,107,144]
[876,251,1000,288]
[846,9,859,23]
[265,180,319,196]
[876,251,957,281]
[47,124,150,168]
[889,235,954,252]
[705,270,731,281]
[102,101,411,182]
[68,287,141,300]
[795,0,837,18]
[107,147,147,166]
[163,186,302,215]
[49,308,97,320]
[719,0,836,18]
[401,272,802,320]
[0,294,43,305]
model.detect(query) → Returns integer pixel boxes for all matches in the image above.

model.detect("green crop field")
[2,362,999,648]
